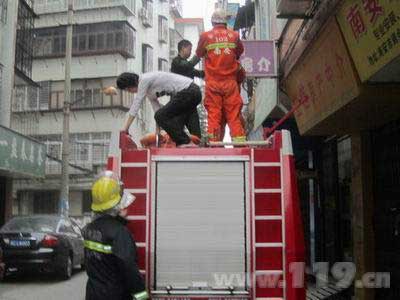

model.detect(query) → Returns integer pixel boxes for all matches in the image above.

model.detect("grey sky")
[182,0,245,30]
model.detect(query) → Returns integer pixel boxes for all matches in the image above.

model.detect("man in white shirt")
[115,72,202,147]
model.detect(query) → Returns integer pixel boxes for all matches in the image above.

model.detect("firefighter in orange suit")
[195,9,246,142]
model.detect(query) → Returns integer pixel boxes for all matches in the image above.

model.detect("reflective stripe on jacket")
[83,215,146,300]
[196,24,244,80]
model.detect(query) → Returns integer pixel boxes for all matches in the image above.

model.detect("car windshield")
[0,216,59,233]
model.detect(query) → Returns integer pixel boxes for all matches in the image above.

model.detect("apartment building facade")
[0,0,47,226]
[11,0,182,217]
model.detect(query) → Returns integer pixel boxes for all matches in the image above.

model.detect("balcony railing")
[34,0,135,16]
[33,22,136,59]
[12,81,132,113]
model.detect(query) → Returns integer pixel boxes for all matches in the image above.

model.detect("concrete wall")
[33,55,129,82]
[0,0,18,127]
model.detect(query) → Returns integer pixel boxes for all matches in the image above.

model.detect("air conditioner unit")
[277,0,313,17]
[139,7,152,27]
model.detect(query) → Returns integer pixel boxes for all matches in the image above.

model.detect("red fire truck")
[107,130,306,300]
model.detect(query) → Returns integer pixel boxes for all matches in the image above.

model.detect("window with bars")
[15,0,35,79]
[70,87,105,108]
[34,22,136,58]
[38,135,63,175]
[70,132,111,165]
[14,78,131,112]
[142,44,153,73]
[158,58,169,72]
[64,78,125,110]
[13,81,50,112]
[34,132,111,174]
[158,15,168,43]
[71,134,90,163]
[0,65,3,112]
[141,0,153,27]
[0,0,7,23]
[92,132,111,164]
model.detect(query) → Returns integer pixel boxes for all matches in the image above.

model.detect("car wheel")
[0,264,5,281]
[58,255,73,280]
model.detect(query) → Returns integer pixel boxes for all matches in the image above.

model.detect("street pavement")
[0,270,87,300]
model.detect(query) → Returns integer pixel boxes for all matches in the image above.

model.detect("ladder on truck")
[107,130,306,300]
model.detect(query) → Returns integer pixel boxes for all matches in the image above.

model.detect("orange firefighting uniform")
[196,24,246,142]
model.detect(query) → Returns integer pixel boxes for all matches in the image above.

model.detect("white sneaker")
[177,142,198,148]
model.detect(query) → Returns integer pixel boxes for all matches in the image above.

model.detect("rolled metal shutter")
[155,161,246,290]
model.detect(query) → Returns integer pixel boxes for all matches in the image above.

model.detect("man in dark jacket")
[171,39,204,79]
[83,171,147,300]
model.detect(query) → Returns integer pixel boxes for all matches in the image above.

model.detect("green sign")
[0,126,46,178]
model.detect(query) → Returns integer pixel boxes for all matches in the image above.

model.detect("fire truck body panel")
[107,130,306,300]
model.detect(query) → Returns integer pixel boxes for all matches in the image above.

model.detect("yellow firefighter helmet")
[91,171,122,212]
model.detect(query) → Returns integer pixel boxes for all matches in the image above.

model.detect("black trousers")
[154,83,202,146]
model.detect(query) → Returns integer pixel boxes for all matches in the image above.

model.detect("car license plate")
[10,240,30,247]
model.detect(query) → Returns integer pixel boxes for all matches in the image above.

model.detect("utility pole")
[60,0,74,216]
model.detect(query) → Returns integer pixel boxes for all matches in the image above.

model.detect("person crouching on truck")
[105,72,202,148]
[83,171,148,300]
[195,9,246,142]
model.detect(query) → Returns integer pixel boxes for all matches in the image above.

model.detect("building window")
[13,81,51,112]
[158,58,169,72]
[71,133,90,163]
[0,65,3,111]
[71,87,104,109]
[92,132,111,164]
[48,142,61,161]
[47,78,128,111]
[33,135,61,175]
[33,191,58,214]
[82,191,92,214]
[169,28,180,60]
[34,22,136,58]
[140,0,153,27]
[0,0,7,23]
[38,81,51,110]
[15,0,35,79]
[158,15,168,43]
[35,132,111,174]
[142,44,153,73]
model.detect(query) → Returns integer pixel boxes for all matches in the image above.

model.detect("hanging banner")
[337,0,400,81]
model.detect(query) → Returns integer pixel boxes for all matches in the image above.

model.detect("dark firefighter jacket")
[82,215,145,300]
[171,55,205,79]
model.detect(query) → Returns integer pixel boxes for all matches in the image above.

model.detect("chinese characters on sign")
[0,126,46,177]
[240,40,276,77]
[338,0,400,81]
[285,19,360,134]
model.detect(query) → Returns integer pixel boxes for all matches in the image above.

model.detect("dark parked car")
[0,215,84,280]
[0,246,4,280]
